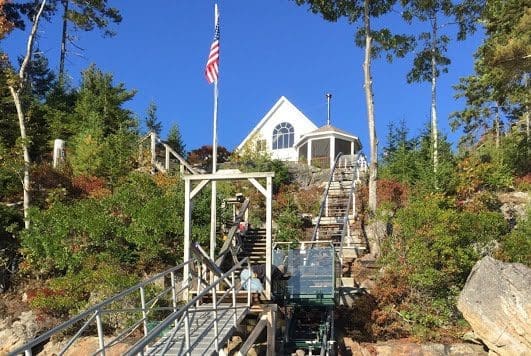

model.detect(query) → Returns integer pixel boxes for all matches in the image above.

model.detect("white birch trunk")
[363,0,378,214]
[8,0,47,229]
[431,14,439,177]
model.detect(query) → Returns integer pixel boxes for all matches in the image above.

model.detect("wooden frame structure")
[183,171,275,299]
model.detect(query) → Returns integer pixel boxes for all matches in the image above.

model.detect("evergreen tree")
[73,64,136,136]
[451,0,530,147]
[57,0,122,81]
[143,101,162,135]
[166,123,186,157]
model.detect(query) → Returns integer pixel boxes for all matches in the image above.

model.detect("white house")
[236,96,318,161]
[237,96,362,167]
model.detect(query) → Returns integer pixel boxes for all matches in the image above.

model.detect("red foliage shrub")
[376,179,409,211]
[514,173,531,190]
[32,163,73,191]
[72,175,108,198]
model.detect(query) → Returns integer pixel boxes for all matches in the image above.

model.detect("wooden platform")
[145,303,248,355]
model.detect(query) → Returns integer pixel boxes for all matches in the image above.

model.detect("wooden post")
[265,176,272,300]
[150,131,157,174]
[183,178,191,300]
[165,145,170,171]
[266,304,277,356]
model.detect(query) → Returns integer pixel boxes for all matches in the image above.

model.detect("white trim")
[295,131,361,149]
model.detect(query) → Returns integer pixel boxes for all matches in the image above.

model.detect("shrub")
[496,208,531,266]
[379,194,509,339]
[29,263,139,317]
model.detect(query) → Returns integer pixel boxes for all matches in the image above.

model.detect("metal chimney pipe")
[326,93,332,126]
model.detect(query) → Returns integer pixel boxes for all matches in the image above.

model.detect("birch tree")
[401,0,484,178]
[6,0,47,228]
[292,0,413,213]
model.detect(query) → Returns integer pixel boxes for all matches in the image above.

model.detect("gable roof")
[236,96,316,151]
[294,124,362,149]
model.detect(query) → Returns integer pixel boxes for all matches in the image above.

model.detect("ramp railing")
[10,260,194,356]
[11,243,252,356]
[126,248,252,355]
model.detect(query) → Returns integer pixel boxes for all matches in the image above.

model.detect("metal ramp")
[10,243,253,356]
[143,304,248,355]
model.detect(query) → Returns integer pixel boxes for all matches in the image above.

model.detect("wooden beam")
[236,316,267,356]
[183,172,274,181]
[249,178,267,197]
[191,179,209,199]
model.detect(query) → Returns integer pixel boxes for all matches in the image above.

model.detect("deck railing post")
[231,270,237,326]
[247,260,251,307]
[184,309,191,356]
[212,281,219,353]
[96,308,105,356]
[150,131,156,174]
[140,287,148,336]
[165,145,170,171]
[171,271,178,328]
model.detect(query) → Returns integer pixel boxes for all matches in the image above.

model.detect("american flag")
[205,5,220,84]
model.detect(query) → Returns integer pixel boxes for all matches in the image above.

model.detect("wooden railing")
[139,132,197,175]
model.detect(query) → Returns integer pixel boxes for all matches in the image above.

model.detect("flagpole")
[210,3,219,261]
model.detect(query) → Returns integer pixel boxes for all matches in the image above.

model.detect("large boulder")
[0,311,39,354]
[457,256,531,356]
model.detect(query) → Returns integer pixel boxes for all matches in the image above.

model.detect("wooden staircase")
[312,154,368,287]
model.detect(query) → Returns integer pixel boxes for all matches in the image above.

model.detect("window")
[256,139,267,152]
[272,122,294,150]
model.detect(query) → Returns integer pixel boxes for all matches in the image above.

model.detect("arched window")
[272,122,294,150]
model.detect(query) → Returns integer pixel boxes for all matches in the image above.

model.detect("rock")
[0,311,39,354]
[498,192,530,228]
[342,338,487,355]
[40,336,131,356]
[458,256,531,356]
[364,220,387,258]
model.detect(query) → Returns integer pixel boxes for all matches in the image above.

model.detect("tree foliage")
[451,0,530,145]
[166,123,186,158]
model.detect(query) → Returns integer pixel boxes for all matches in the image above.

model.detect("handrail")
[125,256,251,356]
[9,261,193,356]
[215,198,250,266]
[311,153,344,242]
[338,154,361,263]
[156,137,198,175]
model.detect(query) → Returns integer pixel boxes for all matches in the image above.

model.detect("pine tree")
[166,123,186,158]
[143,101,162,135]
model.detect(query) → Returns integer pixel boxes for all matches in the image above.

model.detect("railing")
[10,260,194,356]
[311,153,344,242]
[215,198,250,267]
[11,241,253,356]
[126,245,252,356]
[139,132,197,175]
[337,154,362,264]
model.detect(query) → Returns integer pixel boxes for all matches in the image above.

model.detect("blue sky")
[3,1,484,154]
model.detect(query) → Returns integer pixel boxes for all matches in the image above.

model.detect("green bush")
[497,208,531,266]
[380,194,508,339]
[22,172,185,276]
[29,262,139,317]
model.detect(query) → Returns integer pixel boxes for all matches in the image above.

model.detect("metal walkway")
[144,304,248,355]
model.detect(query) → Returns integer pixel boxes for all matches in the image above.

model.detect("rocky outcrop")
[342,338,488,355]
[457,256,531,356]
[498,191,530,228]
[0,311,39,354]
